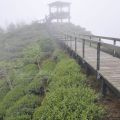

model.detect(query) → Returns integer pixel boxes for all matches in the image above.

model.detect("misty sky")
[0,0,120,37]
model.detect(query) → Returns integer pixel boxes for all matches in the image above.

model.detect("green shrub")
[4,115,31,120]
[0,80,10,101]
[0,43,105,120]
[39,39,54,53]
[41,59,56,72]
[5,95,41,120]
[26,71,44,93]
[11,64,38,86]
[23,43,40,64]
[53,49,68,62]
[48,59,86,89]
[53,59,81,76]
[22,64,38,76]
[33,88,104,120]
[33,58,105,120]
[0,86,26,118]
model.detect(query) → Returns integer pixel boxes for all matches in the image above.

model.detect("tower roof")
[49,1,71,7]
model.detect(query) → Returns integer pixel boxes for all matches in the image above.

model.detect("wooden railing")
[63,33,120,78]
[78,33,120,56]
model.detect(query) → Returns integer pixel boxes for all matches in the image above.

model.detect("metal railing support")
[97,41,101,71]
[90,36,92,47]
[75,37,77,52]
[99,37,101,42]
[96,41,101,80]
[113,40,116,57]
[82,39,85,59]
[70,36,72,48]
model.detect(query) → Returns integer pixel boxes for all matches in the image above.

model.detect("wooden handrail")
[78,33,120,42]
[63,33,120,78]
[64,33,120,48]
[57,33,120,96]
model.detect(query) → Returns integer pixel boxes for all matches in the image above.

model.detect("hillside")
[0,23,91,60]
[0,23,105,120]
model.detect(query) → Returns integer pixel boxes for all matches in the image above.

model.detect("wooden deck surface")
[66,41,120,95]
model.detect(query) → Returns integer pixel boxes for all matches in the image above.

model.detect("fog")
[0,0,120,37]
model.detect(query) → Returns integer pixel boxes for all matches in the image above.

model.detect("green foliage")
[0,80,10,101]
[0,30,105,120]
[53,49,68,61]
[4,115,31,120]
[0,86,25,119]
[0,86,25,108]
[23,43,40,64]
[33,58,105,120]
[0,37,56,119]
[9,64,38,87]
[26,71,45,93]
[39,39,54,53]
[48,59,86,90]
[33,88,104,120]
[41,59,56,72]
[54,59,81,76]
[22,64,38,76]
[5,95,41,120]
[0,63,38,119]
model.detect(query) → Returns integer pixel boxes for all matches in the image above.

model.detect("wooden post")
[97,41,101,71]
[65,34,66,42]
[113,40,116,57]
[70,36,72,48]
[82,39,85,59]
[64,34,66,50]
[75,37,77,52]
[90,36,91,47]
[65,34,68,47]
[99,37,101,42]
[96,41,101,80]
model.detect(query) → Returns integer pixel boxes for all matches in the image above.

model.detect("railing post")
[96,41,101,80]
[75,37,77,52]
[65,34,67,44]
[64,34,66,41]
[99,37,101,42]
[113,40,116,56]
[97,41,101,71]
[66,35,68,46]
[82,39,85,59]
[68,35,69,47]
[70,36,72,48]
[90,36,91,47]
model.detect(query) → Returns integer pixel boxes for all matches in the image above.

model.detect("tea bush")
[33,87,104,120]
[33,58,105,120]
[0,81,10,101]
[5,95,41,120]
[23,43,40,64]
[39,39,55,53]
[0,38,105,120]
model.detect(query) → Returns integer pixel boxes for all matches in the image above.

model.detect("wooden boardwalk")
[58,34,120,97]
